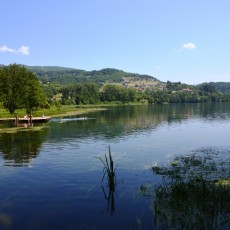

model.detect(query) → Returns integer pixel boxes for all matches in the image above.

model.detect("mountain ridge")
[1,64,230,93]
[22,65,166,91]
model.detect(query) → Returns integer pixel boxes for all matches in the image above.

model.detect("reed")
[98,146,116,191]
[98,146,117,215]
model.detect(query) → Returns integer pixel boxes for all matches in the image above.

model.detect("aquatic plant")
[151,148,230,229]
[98,146,117,215]
[152,148,230,183]
[98,146,116,191]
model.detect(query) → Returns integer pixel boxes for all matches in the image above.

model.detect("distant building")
[182,88,193,93]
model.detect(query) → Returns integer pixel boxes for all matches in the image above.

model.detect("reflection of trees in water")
[151,148,230,229]
[0,128,49,166]
[49,105,185,140]
[197,103,230,120]
[48,104,230,141]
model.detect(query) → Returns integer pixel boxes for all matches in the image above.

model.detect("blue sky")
[1,0,229,84]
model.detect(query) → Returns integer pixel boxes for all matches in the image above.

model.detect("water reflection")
[48,103,230,142]
[101,185,115,215]
[0,127,49,166]
[1,104,230,165]
[0,104,229,229]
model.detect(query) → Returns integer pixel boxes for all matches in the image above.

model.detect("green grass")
[0,102,146,119]
[0,105,105,118]
[75,101,147,107]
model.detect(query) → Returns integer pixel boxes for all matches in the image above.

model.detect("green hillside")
[0,64,166,90]
[1,64,230,106]
[198,82,230,94]
[2,64,230,93]
[24,65,166,91]
[213,82,230,93]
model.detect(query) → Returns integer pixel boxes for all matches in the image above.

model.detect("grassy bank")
[0,102,146,119]
[0,105,106,119]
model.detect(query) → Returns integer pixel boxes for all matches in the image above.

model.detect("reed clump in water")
[151,148,230,229]
[98,146,116,191]
[98,146,117,215]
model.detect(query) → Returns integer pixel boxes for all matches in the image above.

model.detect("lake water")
[0,103,230,229]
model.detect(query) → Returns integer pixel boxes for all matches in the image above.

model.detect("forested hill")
[24,65,166,90]
[213,82,230,93]
[197,82,230,94]
[26,66,158,83]
[1,64,230,93]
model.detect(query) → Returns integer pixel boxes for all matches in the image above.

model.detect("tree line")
[1,64,230,116]
[59,81,230,105]
[60,83,138,105]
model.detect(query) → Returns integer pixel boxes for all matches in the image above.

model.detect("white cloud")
[18,45,30,55]
[0,45,14,53]
[182,42,196,50]
[0,45,30,55]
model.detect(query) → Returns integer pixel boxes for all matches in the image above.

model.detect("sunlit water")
[0,103,230,229]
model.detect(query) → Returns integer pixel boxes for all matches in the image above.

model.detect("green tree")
[23,79,48,114]
[0,64,48,114]
[61,83,100,105]
[100,84,137,103]
[198,82,216,93]
[100,84,120,102]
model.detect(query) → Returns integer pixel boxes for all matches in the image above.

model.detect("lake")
[0,103,230,229]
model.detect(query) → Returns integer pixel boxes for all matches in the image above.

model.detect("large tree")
[0,64,47,114]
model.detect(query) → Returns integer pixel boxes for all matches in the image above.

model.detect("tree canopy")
[0,64,48,114]
[60,83,100,105]
[100,84,137,103]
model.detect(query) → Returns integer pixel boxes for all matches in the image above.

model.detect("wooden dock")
[18,116,51,123]
[0,116,51,123]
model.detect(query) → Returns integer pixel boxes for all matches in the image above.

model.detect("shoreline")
[0,107,106,122]
[50,107,106,118]
[0,103,146,122]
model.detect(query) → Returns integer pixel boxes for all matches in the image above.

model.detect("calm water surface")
[0,103,230,229]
